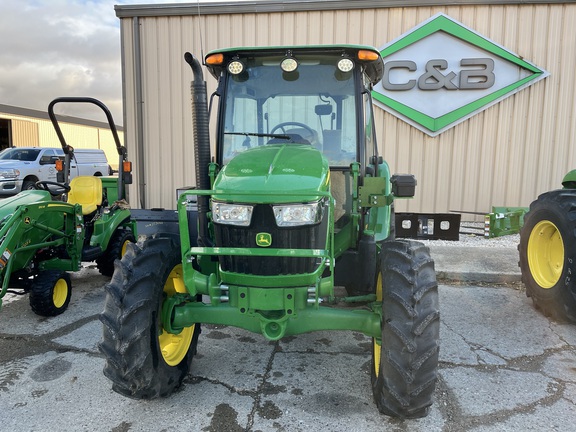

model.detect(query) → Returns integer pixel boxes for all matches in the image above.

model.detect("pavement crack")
[434,373,463,428]
[548,321,576,349]
[186,375,256,398]
[0,313,103,362]
[188,340,282,431]
[443,380,565,431]
[245,340,280,431]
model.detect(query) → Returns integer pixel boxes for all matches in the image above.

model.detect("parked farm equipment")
[99,45,440,418]
[519,170,576,322]
[0,97,135,316]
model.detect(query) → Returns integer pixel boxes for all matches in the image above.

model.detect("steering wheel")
[270,122,316,137]
[35,181,71,196]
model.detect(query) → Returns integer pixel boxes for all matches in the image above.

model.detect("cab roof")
[204,44,384,85]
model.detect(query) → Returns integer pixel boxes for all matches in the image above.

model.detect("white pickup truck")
[0,147,111,195]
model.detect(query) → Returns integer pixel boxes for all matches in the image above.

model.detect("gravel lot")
[418,222,520,249]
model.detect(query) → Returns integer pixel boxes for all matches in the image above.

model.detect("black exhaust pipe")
[185,52,212,247]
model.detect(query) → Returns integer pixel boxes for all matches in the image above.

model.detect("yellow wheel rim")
[527,220,564,289]
[158,264,195,366]
[52,278,68,308]
[373,271,383,378]
[120,239,131,257]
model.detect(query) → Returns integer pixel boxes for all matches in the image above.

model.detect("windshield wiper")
[224,131,300,148]
[224,132,291,140]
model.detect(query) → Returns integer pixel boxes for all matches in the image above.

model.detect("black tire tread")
[372,239,440,419]
[98,236,200,399]
[95,227,135,277]
[519,189,576,322]
[29,270,71,316]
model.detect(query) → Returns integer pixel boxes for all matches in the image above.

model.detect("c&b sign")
[372,13,549,136]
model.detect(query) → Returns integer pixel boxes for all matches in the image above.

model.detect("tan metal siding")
[121,3,576,218]
[10,119,39,147]
[37,120,123,169]
[120,20,141,205]
[1,113,123,170]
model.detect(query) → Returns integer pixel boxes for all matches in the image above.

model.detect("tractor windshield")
[220,54,358,166]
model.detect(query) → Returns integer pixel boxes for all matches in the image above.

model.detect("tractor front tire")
[29,270,72,316]
[371,240,439,419]
[519,190,576,322]
[96,227,135,277]
[99,236,200,399]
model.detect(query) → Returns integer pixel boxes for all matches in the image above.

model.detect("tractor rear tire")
[519,190,576,322]
[99,236,200,399]
[371,240,439,419]
[95,227,135,277]
[29,270,72,316]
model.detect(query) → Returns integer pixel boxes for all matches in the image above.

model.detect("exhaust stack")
[185,52,212,247]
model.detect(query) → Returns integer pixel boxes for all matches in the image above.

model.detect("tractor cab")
[206,46,383,171]
[202,47,396,250]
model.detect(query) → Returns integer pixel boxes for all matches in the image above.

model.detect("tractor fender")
[129,208,187,246]
[90,208,133,251]
[562,169,576,189]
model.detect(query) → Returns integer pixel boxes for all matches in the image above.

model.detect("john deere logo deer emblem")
[256,233,272,247]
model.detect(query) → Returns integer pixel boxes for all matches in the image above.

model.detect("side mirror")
[39,155,57,165]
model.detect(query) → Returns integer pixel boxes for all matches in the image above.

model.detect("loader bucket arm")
[0,202,83,310]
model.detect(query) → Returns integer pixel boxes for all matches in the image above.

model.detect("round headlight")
[337,58,354,73]
[227,60,245,75]
[280,57,298,72]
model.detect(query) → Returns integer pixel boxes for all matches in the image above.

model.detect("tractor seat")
[67,176,103,215]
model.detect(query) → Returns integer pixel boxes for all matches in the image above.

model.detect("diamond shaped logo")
[372,13,549,136]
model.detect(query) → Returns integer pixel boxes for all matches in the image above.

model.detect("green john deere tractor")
[99,45,440,418]
[0,97,135,316]
[519,170,576,322]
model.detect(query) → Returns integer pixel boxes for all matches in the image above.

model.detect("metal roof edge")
[0,104,124,131]
[114,0,573,18]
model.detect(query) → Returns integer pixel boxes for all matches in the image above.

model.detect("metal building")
[0,104,125,170]
[115,0,576,216]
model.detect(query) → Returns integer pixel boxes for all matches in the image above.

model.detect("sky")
[0,0,227,125]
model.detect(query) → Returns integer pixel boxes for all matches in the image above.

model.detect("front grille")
[214,204,327,275]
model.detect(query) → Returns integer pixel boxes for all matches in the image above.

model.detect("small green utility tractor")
[100,45,440,418]
[0,97,135,316]
[519,170,576,322]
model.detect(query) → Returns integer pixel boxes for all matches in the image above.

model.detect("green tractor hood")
[213,144,330,203]
[0,190,53,214]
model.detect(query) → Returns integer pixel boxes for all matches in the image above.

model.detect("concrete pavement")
[428,244,521,284]
[1,244,575,431]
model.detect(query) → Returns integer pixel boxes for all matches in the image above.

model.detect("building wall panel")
[10,119,39,147]
[1,112,123,170]
[119,3,576,219]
